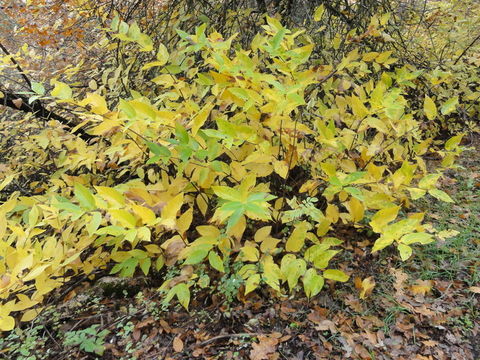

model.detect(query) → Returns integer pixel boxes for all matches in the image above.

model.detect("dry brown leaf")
[249,335,278,360]
[422,340,439,347]
[12,98,23,109]
[173,336,184,352]
[468,286,480,294]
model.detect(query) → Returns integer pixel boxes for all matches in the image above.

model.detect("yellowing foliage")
[0,12,469,331]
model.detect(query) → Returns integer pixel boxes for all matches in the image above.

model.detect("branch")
[0,42,32,89]
[0,90,93,141]
[453,32,480,65]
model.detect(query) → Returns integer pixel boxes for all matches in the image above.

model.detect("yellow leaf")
[78,93,109,115]
[0,314,15,331]
[191,103,214,136]
[238,243,259,262]
[131,204,156,225]
[350,95,369,119]
[356,276,375,299]
[286,221,310,252]
[346,197,364,222]
[273,160,289,179]
[160,193,184,229]
[423,96,437,121]
[313,4,325,21]
[109,209,137,228]
[245,273,261,295]
[196,194,208,216]
[13,294,38,311]
[410,280,433,296]
[325,204,339,223]
[375,51,392,64]
[0,174,15,192]
[95,186,125,207]
[254,226,272,242]
[20,307,43,322]
[177,208,193,236]
[369,206,400,233]
[362,52,379,62]
[323,269,349,282]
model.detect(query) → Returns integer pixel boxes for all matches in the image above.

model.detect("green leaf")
[344,187,364,201]
[184,246,210,265]
[111,257,139,277]
[323,269,349,282]
[271,28,287,51]
[226,207,245,232]
[428,189,454,203]
[147,142,171,157]
[31,82,45,95]
[74,183,96,210]
[343,171,367,185]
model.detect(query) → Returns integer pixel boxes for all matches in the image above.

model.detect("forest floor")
[0,139,478,360]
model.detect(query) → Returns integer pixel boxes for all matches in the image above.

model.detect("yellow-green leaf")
[397,243,413,261]
[323,269,349,282]
[191,103,214,136]
[400,232,434,245]
[109,209,137,229]
[313,5,325,21]
[51,81,72,100]
[303,268,324,298]
[74,183,96,210]
[440,96,459,115]
[208,251,225,272]
[95,186,125,207]
[156,43,170,65]
[423,96,437,120]
[245,273,261,295]
[429,189,454,203]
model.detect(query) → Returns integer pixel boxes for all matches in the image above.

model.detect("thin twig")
[192,332,260,348]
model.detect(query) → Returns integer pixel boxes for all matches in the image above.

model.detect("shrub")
[0,10,468,331]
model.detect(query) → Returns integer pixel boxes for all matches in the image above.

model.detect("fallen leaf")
[355,276,376,299]
[12,98,23,109]
[173,336,184,352]
[468,286,480,294]
[249,335,278,360]
[410,280,434,296]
